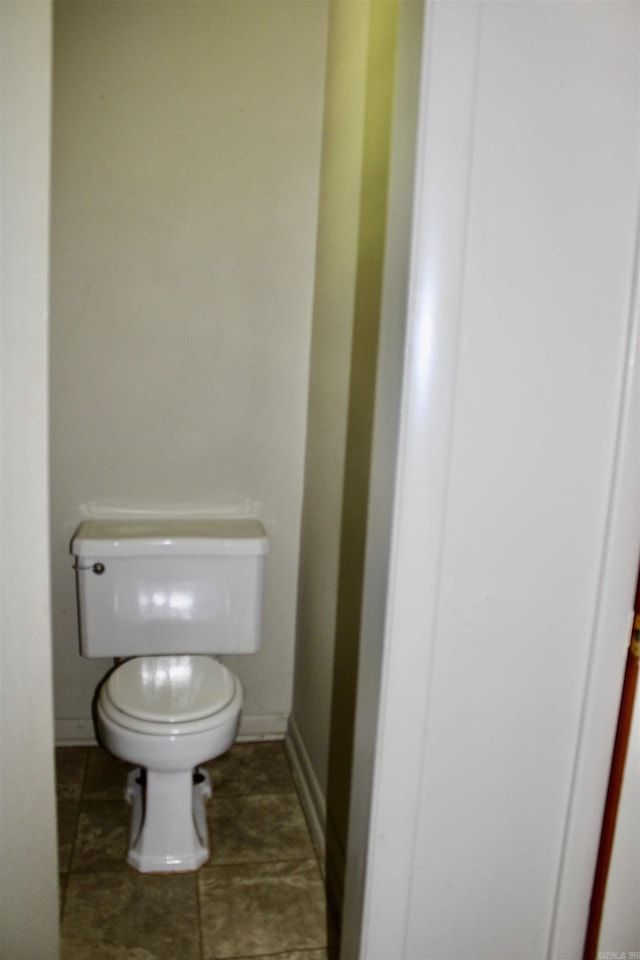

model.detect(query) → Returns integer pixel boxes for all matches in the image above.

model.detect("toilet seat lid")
[104,655,236,724]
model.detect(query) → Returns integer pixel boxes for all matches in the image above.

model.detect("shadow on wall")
[324,0,400,924]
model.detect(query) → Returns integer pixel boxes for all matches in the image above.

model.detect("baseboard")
[285,716,346,925]
[55,712,288,746]
[285,715,327,863]
[237,713,289,740]
[55,717,97,745]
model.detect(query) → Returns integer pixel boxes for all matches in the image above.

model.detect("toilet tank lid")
[71,519,269,558]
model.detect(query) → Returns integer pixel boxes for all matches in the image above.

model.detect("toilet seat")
[99,655,241,736]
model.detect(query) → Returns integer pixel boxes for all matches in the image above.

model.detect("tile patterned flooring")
[56,741,337,960]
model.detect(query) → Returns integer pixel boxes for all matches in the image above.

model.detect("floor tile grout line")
[59,747,90,909]
[195,870,206,960]
[201,855,322,870]
[215,951,331,960]
[66,854,323,877]
[64,790,305,808]
[79,744,91,799]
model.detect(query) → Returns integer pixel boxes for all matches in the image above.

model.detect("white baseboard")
[238,713,288,740]
[55,717,97,745]
[285,715,327,863]
[55,712,288,746]
[285,715,346,922]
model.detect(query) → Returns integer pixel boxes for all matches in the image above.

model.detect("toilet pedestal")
[125,767,212,873]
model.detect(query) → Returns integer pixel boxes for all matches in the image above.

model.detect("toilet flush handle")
[92,563,105,575]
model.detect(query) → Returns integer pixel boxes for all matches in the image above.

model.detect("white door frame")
[341,2,640,957]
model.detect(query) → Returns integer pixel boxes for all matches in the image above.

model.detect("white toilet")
[71,518,268,873]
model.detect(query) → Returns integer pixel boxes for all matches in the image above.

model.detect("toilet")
[71,517,268,873]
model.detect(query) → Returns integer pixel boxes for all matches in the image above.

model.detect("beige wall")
[0,2,59,957]
[290,0,399,907]
[50,0,328,739]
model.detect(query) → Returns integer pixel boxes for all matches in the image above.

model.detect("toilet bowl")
[96,655,243,872]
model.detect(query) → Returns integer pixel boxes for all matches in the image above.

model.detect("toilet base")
[125,766,212,873]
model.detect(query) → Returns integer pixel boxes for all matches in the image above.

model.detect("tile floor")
[56,741,337,960]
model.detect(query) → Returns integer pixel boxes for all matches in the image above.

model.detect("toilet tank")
[71,519,269,657]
